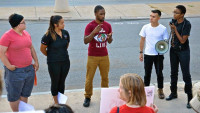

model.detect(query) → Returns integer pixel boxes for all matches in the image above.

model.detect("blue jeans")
[170,47,192,94]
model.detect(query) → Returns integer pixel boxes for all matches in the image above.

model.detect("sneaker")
[83,98,91,107]
[166,93,177,101]
[158,89,165,99]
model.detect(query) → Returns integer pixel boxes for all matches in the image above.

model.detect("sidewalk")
[0,2,200,21]
[0,82,199,113]
[0,2,200,113]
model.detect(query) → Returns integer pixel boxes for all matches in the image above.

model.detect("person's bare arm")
[0,45,16,71]
[170,23,189,44]
[84,24,102,44]
[107,32,113,44]
[40,44,47,56]
[31,45,39,71]
[67,43,70,49]
[139,37,145,62]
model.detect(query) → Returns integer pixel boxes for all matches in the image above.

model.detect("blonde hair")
[120,73,146,106]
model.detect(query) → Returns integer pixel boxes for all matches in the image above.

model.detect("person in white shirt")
[139,10,169,99]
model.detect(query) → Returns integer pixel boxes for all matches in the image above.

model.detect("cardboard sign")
[145,86,155,106]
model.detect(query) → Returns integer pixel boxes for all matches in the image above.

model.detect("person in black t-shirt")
[40,15,70,104]
[166,5,193,109]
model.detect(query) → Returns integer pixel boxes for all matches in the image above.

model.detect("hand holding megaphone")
[155,19,175,54]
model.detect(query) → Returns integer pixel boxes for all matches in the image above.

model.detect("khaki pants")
[84,55,110,98]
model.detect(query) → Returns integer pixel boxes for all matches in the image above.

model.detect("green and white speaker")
[155,40,169,54]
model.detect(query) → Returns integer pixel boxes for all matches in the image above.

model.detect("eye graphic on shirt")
[94,33,107,43]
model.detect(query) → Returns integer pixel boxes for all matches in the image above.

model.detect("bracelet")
[139,51,143,53]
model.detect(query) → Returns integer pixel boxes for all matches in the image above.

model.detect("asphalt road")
[0,18,200,95]
[0,0,200,7]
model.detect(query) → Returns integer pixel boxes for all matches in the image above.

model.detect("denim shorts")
[4,65,35,102]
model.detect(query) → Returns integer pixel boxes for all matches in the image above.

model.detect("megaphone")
[155,40,169,54]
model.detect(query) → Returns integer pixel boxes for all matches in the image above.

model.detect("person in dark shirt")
[166,5,193,109]
[40,15,70,104]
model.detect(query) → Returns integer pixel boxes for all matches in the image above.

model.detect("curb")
[1,15,200,21]
[0,16,200,22]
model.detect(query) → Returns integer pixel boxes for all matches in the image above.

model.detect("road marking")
[126,22,139,24]
[113,22,146,25]
[113,22,124,25]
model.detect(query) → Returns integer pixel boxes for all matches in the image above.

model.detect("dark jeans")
[144,54,164,89]
[170,47,192,94]
[48,59,70,96]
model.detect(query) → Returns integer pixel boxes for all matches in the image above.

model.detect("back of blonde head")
[120,73,146,106]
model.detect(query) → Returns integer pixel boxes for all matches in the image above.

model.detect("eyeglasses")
[173,11,181,15]
[20,21,26,24]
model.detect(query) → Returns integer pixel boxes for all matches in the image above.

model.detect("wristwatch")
[139,51,143,53]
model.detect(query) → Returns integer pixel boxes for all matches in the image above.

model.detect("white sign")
[100,86,155,113]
